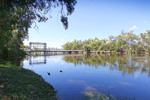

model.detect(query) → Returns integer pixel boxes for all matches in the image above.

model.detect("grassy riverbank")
[0,60,57,100]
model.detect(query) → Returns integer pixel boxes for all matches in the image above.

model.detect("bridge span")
[27,50,83,53]
[27,42,83,55]
[27,50,84,56]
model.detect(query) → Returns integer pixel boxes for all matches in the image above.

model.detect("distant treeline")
[62,30,150,54]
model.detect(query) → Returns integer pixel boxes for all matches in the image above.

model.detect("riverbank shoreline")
[0,60,57,100]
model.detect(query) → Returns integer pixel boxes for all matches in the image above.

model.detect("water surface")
[23,54,150,100]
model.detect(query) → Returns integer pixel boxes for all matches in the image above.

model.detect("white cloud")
[130,25,138,31]
[118,81,132,86]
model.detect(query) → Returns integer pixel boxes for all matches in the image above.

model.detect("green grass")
[0,60,57,100]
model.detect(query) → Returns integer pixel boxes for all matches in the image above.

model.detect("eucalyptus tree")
[140,31,150,52]
[97,39,108,52]
[115,35,127,52]
[89,38,101,51]
[83,45,91,54]
[108,35,117,52]
[119,31,139,53]
[62,42,73,50]
[62,30,150,54]
[77,40,84,50]
[0,0,77,58]
[72,40,83,50]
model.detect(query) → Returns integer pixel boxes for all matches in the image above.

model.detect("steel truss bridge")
[27,42,83,55]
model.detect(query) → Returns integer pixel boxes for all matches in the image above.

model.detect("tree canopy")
[0,0,77,58]
[62,30,150,54]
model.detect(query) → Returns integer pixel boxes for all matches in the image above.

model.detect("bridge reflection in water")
[29,56,47,65]
[28,54,83,65]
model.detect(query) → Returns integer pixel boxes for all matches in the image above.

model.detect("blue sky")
[24,0,150,48]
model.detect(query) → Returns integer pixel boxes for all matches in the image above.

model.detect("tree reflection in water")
[63,54,150,77]
[83,90,142,100]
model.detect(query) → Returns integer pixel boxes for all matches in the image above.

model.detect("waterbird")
[60,70,62,72]
[47,72,50,75]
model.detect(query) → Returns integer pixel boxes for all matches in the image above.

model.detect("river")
[23,54,150,100]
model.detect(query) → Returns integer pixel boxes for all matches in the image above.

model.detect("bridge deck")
[26,50,84,52]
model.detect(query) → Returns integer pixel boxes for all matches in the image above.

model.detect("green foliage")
[139,30,150,52]
[83,45,91,54]
[63,30,150,54]
[0,0,77,59]
[147,47,150,52]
